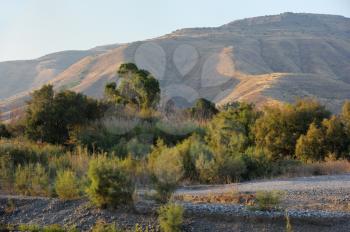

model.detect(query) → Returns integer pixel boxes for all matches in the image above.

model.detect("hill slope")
[1,12,350,120]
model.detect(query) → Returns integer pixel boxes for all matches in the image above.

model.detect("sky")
[0,0,349,62]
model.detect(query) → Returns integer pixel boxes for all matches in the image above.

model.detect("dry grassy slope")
[1,13,350,120]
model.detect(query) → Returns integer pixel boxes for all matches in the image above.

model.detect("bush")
[195,153,217,183]
[15,163,49,196]
[0,154,14,192]
[254,99,330,160]
[91,221,121,232]
[0,138,64,166]
[158,203,184,232]
[254,191,284,211]
[42,224,65,232]
[18,224,41,232]
[150,147,184,202]
[0,124,11,138]
[18,224,74,232]
[216,154,246,183]
[241,147,273,180]
[55,170,80,199]
[86,156,134,208]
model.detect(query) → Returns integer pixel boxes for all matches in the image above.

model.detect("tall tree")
[189,98,218,120]
[295,123,325,162]
[25,85,103,144]
[254,99,330,160]
[105,63,160,110]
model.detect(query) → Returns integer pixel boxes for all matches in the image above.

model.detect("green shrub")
[0,124,11,138]
[158,203,184,232]
[241,147,273,180]
[0,138,64,166]
[15,163,49,196]
[254,191,284,211]
[195,153,217,183]
[17,224,76,232]
[150,147,184,202]
[18,224,41,232]
[86,156,134,208]
[42,224,65,232]
[216,154,246,183]
[176,134,213,182]
[91,221,121,232]
[55,170,80,200]
[0,154,14,191]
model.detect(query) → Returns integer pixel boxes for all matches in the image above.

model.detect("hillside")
[1,12,350,120]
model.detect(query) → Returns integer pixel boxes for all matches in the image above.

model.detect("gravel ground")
[177,174,350,193]
[1,174,350,231]
[176,174,350,211]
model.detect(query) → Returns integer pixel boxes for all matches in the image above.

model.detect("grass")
[173,189,240,204]
[252,191,284,211]
[281,160,350,178]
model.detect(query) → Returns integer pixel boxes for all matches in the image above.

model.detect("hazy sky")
[0,0,349,61]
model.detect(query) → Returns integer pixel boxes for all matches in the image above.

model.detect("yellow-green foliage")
[18,224,73,232]
[0,154,14,191]
[91,221,121,232]
[0,138,64,165]
[86,156,134,208]
[55,170,80,200]
[18,224,41,232]
[285,211,293,232]
[15,163,49,196]
[42,224,66,232]
[255,191,284,211]
[149,145,184,202]
[158,203,184,232]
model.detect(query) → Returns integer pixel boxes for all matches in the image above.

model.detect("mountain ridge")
[1,12,350,121]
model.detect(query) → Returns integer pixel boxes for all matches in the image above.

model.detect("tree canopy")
[105,63,160,111]
[254,99,331,160]
[25,85,103,144]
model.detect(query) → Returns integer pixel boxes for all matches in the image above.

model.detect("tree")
[341,101,350,135]
[295,123,325,162]
[105,63,160,110]
[25,85,103,144]
[189,98,218,120]
[0,124,10,138]
[207,102,259,155]
[254,99,330,160]
[322,116,349,158]
[295,116,349,162]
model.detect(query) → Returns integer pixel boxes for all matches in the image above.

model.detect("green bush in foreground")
[86,157,134,208]
[18,224,41,232]
[158,203,184,232]
[18,224,77,232]
[254,191,284,211]
[55,170,80,200]
[15,163,49,196]
[150,147,184,202]
[91,221,121,232]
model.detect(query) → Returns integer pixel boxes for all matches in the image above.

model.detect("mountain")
[1,12,350,120]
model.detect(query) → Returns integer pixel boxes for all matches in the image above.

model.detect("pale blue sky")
[0,0,349,61]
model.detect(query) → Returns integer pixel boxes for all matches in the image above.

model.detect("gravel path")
[177,174,350,194]
[2,174,350,231]
[176,174,350,212]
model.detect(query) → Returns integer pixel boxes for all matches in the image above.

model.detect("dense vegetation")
[1,63,350,211]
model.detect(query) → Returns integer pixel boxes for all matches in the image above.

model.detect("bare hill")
[1,13,350,120]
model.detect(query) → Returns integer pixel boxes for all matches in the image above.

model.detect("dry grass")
[173,187,257,205]
[283,160,350,178]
